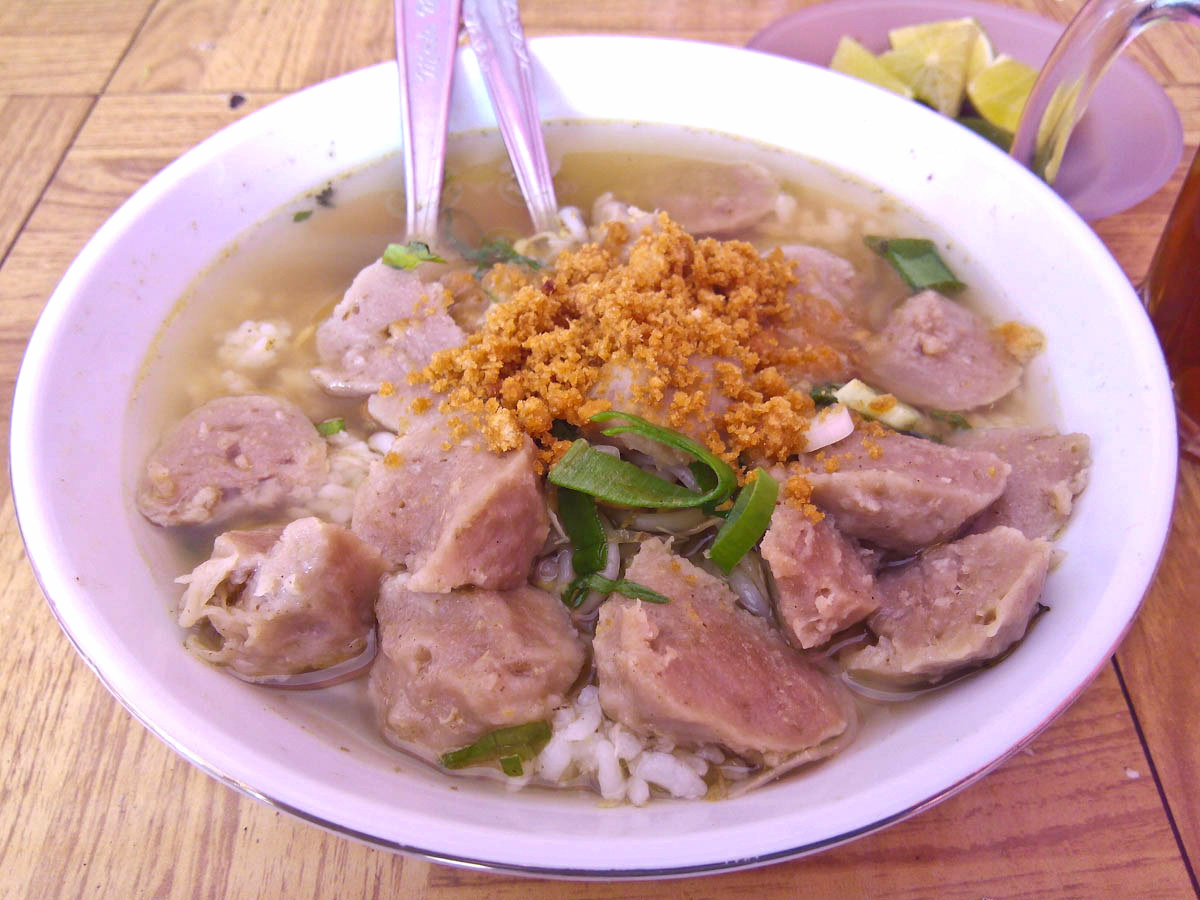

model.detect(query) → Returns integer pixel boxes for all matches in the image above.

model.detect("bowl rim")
[9,34,1179,878]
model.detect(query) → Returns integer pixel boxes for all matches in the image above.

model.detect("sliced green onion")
[557,487,608,575]
[550,419,580,441]
[462,238,542,277]
[562,573,671,609]
[292,210,313,223]
[382,240,447,270]
[315,416,346,436]
[439,721,552,772]
[809,383,842,406]
[864,236,965,294]
[708,468,780,574]
[929,409,972,430]
[549,440,704,509]
[688,461,729,517]
[834,378,922,431]
[591,410,737,508]
[499,755,524,777]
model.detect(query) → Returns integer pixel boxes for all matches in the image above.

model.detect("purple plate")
[748,0,1182,221]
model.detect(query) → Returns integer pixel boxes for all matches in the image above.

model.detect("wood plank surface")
[1,1,1198,897]
[0,0,156,94]
[0,95,92,262]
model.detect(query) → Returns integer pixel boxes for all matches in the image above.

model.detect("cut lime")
[830,36,914,99]
[967,55,1039,133]
[879,18,981,117]
[889,16,993,79]
[967,28,995,81]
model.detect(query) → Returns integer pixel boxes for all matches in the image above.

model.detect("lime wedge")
[967,28,995,81]
[889,15,993,78]
[830,36,914,99]
[888,17,976,49]
[967,55,1039,133]
[879,18,981,117]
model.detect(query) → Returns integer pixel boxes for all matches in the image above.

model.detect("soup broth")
[129,122,1076,804]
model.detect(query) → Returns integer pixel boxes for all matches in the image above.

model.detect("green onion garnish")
[590,410,738,508]
[499,755,525,777]
[809,383,842,406]
[557,487,608,575]
[550,419,580,441]
[292,210,313,223]
[439,721,552,772]
[708,468,780,574]
[929,409,972,430]
[549,440,705,509]
[315,417,345,436]
[462,238,542,277]
[382,240,447,270]
[562,573,671,609]
[864,236,965,294]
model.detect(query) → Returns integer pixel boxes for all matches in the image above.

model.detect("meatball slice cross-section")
[137,394,328,528]
[177,517,386,680]
[805,428,1010,553]
[855,289,1024,410]
[368,576,587,761]
[948,426,1091,540]
[760,504,879,649]
[351,416,549,592]
[840,525,1052,684]
[593,538,852,768]
[311,260,465,398]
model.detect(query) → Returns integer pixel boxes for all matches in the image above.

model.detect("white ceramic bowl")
[10,36,1177,877]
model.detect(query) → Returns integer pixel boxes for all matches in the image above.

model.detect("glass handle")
[1010,0,1200,183]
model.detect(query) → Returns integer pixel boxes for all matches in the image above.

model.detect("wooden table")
[1,1,1197,896]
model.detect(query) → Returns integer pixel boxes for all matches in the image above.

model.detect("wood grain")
[0,95,92,262]
[1116,462,1200,867]
[109,0,395,93]
[0,0,155,94]
[1,1,1199,896]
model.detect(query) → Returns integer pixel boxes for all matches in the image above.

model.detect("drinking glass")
[1012,0,1200,459]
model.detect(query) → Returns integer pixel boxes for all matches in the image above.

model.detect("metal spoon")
[395,0,463,244]
[462,0,560,233]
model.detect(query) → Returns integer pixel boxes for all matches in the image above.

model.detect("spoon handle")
[462,0,560,233]
[1010,0,1200,183]
[395,0,463,243]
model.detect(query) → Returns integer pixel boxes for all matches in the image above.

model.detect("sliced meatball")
[948,426,1091,540]
[585,358,731,449]
[840,526,1052,683]
[648,160,779,235]
[368,577,586,759]
[137,395,328,527]
[760,504,879,649]
[806,428,1010,553]
[177,517,385,679]
[593,538,851,767]
[311,260,465,397]
[351,417,548,591]
[856,290,1023,410]
[778,244,861,309]
[591,159,779,237]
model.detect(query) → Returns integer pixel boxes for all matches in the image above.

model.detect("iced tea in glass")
[1140,146,1200,459]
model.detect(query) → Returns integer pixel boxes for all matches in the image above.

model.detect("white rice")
[217,319,293,370]
[535,685,723,805]
[287,429,388,525]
